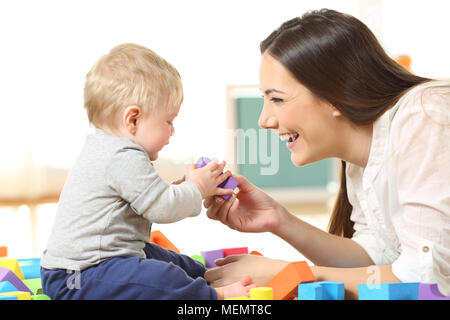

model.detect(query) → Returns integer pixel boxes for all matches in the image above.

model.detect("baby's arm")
[215,275,255,300]
[106,148,202,223]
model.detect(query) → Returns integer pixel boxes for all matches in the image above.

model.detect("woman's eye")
[270,97,283,103]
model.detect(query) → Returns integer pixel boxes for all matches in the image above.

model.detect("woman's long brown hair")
[260,9,431,237]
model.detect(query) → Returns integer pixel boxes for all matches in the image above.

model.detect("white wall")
[1,0,448,174]
[0,0,359,172]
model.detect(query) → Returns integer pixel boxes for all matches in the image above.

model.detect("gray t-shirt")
[41,129,202,271]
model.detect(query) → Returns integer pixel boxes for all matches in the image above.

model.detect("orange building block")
[250,250,263,256]
[150,230,180,253]
[265,261,315,300]
[0,247,7,258]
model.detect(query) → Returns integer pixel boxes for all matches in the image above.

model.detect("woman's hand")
[204,174,284,234]
[205,254,289,287]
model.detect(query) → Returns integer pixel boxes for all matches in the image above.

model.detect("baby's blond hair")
[84,43,183,129]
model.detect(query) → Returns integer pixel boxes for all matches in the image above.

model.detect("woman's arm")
[274,206,374,268]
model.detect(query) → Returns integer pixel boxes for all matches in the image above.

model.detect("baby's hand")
[185,159,234,199]
[215,275,255,300]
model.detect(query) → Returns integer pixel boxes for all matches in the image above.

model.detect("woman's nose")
[258,103,278,129]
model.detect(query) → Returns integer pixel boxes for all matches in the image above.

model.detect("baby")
[40,43,254,299]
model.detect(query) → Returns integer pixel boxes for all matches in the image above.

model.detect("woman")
[204,9,449,300]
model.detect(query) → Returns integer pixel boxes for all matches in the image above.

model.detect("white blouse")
[347,80,450,296]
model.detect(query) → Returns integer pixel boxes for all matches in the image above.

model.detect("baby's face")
[134,107,179,161]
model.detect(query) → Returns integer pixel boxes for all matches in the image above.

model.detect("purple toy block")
[419,283,450,300]
[195,157,238,200]
[195,157,211,168]
[0,267,33,295]
[201,249,224,268]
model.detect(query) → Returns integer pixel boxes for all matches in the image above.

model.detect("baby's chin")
[148,152,159,161]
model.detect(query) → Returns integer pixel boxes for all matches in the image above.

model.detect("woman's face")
[258,52,340,166]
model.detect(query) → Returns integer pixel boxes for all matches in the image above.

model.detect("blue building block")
[0,295,18,300]
[320,281,345,300]
[18,258,41,279]
[298,282,323,300]
[358,282,420,300]
[298,281,344,300]
[0,281,19,293]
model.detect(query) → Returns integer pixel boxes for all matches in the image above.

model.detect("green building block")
[23,278,42,295]
[31,294,51,300]
[191,254,206,266]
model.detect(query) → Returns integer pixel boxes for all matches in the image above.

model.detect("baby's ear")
[122,105,142,134]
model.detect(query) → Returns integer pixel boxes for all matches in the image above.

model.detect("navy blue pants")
[41,243,218,300]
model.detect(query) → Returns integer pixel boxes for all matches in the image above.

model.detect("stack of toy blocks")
[0,249,51,300]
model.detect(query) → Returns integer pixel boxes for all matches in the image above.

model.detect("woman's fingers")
[214,255,242,266]
[214,195,237,225]
[206,194,236,225]
[204,197,214,208]
[214,188,234,196]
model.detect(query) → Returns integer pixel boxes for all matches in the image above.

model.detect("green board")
[235,97,334,189]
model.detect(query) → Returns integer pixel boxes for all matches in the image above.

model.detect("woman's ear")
[328,103,342,118]
[122,105,142,135]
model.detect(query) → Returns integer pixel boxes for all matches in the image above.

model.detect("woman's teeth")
[279,133,299,143]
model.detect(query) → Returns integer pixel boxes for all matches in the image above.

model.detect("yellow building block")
[250,287,274,300]
[0,291,31,300]
[0,259,24,280]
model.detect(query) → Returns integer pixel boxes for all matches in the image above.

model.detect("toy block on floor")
[150,230,180,253]
[223,247,248,257]
[23,278,42,295]
[299,281,345,300]
[0,267,33,294]
[250,287,274,300]
[0,259,24,280]
[0,247,7,258]
[0,291,31,300]
[201,249,224,268]
[265,261,315,300]
[191,254,206,267]
[0,281,19,293]
[358,282,419,300]
[298,282,323,300]
[0,295,18,300]
[18,258,41,279]
[418,283,450,300]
